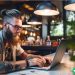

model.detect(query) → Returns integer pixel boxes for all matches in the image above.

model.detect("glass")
[7,22,22,30]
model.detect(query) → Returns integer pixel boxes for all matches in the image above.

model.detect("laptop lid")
[49,40,66,69]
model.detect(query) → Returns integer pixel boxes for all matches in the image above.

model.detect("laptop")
[31,40,67,70]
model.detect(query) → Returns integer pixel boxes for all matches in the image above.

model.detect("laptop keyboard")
[30,60,52,70]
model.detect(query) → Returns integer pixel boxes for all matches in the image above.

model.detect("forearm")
[0,60,27,74]
[27,54,41,59]
[9,60,27,67]
[10,59,37,68]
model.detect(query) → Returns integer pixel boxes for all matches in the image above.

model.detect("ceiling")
[0,0,63,14]
[0,0,66,31]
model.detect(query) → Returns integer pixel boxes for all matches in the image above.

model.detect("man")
[0,9,51,73]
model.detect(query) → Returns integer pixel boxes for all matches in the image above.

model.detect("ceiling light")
[22,25,31,27]
[64,3,75,11]
[27,15,42,25]
[28,7,34,11]
[64,0,75,11]
[23,4,30,8]
[34,2,59,16]
[27,21,42,25]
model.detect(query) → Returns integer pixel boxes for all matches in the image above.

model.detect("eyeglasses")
[7,22,22,30]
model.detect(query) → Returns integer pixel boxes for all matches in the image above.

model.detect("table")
[7,53,74,75]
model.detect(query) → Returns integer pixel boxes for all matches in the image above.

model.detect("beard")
[5,27,20,45]
[5,28,14,42]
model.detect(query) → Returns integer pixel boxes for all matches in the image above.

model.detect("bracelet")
[26,59,35,67]
[26,59,29,68]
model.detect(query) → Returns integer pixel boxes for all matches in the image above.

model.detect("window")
[50,21,63,36]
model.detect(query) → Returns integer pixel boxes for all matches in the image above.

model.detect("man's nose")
[16,29,21,33]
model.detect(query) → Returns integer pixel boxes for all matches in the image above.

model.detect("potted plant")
[67,39,75,61]
[66,20,75,36]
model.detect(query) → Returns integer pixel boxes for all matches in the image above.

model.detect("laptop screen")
[50,40,67,69]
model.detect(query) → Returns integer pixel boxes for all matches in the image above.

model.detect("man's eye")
[15,26,21,29]
[15,25,18,28]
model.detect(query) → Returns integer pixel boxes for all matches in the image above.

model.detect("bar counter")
[22,46,57,55]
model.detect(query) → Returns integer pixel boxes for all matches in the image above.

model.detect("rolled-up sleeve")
[16,43,24,56]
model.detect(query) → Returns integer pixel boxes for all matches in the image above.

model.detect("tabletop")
[7,53,74,75]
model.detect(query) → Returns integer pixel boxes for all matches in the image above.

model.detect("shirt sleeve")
[16,43,24,56]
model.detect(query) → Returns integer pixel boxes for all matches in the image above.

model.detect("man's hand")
[36,55,52,66]
[44,56,52,64]
[28,55,52,67]
[28,57,46,67]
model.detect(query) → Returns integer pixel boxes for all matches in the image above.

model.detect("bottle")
[46,35,51,46]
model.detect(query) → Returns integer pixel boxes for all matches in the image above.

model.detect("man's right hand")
[28,57,46,67]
